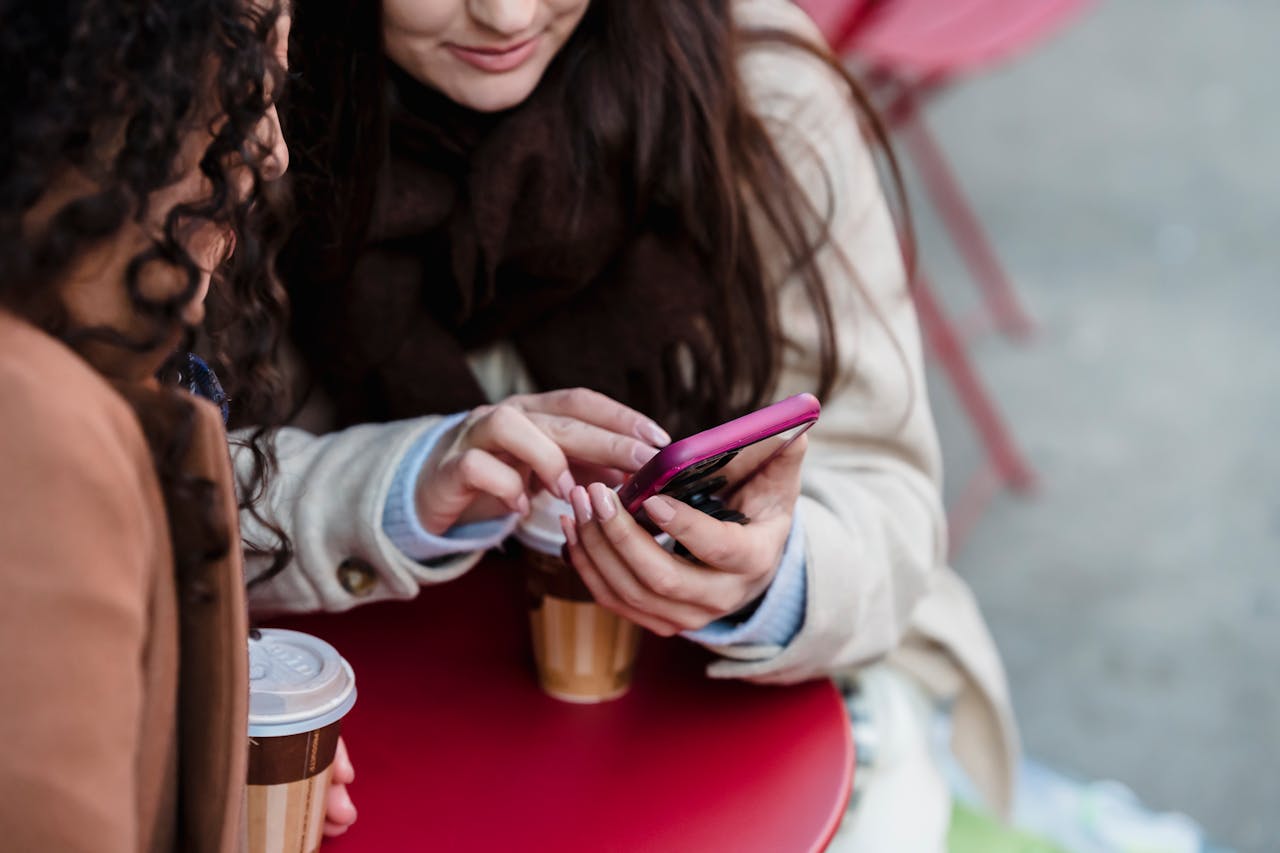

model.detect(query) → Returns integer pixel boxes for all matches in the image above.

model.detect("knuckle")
[456,448,486,479]
[702,538,737,568]
[545,415,576,439]
[489,401,522,429]
[648,569,682,599]
[618,584,648,610]
[715,589,744,614]
[602,520,633,548]
[564,387,600,412]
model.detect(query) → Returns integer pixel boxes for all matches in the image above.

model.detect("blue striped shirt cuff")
[683,510,808,648]
[382,412,519,563]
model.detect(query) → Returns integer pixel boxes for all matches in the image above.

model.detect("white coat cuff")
[381,411,518,563]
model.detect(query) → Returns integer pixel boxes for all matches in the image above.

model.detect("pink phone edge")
[618,393,821,514]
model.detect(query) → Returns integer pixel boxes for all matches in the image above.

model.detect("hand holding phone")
[560,395,818,637]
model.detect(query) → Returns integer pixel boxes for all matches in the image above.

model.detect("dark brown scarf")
[293,61,724,434]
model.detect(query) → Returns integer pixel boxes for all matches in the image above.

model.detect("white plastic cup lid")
[515,491,572,556]
[247,629,356,738]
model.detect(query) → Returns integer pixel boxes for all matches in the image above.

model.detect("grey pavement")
[905,2,1279,850]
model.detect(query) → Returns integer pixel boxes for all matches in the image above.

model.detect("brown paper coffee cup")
[517,494,641,703]
[247,722,340,853]
[246,629,356,853]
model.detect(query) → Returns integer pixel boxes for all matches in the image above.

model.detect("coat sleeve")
[701,1,947,683]
[0,385,162,852]
[231,415,489,615]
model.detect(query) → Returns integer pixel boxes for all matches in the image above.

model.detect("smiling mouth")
[445,35,541,73]
[460,38,533,55]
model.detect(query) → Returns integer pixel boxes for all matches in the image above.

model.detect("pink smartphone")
[617,393,820,526]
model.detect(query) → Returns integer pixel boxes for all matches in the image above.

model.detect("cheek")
[548,0,591,18]
[541,0,591,59]
[382,0,457,39]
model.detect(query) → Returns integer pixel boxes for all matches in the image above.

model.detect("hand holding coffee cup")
[247,629,357,853]
[323,737,357,837]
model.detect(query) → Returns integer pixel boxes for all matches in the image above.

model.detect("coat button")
[337,558,378,597]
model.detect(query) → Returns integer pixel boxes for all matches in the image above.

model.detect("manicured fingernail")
[571,486,593,523]
[516,494,531,516]
[643,495,677,525]
[632,444,659,469]
[556,471,576,500]
[559,514,578,547]
[589,483,617,521]
[638,420,672,447]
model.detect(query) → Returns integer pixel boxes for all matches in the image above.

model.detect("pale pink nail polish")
[559,515,578,547]
[556,470,575,500]
[643,495,677,525]
[589,483,617,521]
[632,444,659,469]
[638,420,672,447]
[571,485,593,523]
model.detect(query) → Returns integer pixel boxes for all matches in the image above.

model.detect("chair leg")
[947,462,1004,559]
[912,272,1036,494]
[897,91,1037,340]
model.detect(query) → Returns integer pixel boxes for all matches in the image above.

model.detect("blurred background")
[827,1,1280,851]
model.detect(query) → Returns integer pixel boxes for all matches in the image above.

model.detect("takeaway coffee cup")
[517,491,641,703]
[246,629,356,853]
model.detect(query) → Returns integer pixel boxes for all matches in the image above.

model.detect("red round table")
[273,557,853,853]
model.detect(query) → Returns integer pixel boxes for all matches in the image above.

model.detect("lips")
[445,35,540,74]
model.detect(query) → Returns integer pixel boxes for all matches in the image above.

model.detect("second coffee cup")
[246,629,356,853]
[516,491,641,703]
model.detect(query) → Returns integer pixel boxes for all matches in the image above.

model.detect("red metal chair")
[795,0,1093,551]
[844,0,1094,341]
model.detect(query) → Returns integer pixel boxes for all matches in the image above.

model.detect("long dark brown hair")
[283,0,910,429]
[0,0,292,594]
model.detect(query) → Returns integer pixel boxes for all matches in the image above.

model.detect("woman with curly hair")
[0,1,292,849]
[247,0,1019,847]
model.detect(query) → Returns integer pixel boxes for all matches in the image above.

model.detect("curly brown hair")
[0,0,292,596]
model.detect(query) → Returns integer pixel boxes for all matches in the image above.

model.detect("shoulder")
[0,311,161,544]
[732,0,882,220]
[732,0,858,128]
[733,0,827,45]
[0,311,151,459]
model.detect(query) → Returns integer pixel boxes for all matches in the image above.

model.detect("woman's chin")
[442,72,544,114]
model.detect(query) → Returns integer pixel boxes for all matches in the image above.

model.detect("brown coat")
[0,310,248,852]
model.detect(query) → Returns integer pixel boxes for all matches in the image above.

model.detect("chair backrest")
[795,0,1094,77]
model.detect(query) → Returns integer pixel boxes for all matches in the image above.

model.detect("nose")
[466,0,538,37]
[259,104,289,181]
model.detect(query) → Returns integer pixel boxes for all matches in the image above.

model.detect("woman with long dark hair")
[0,1,294,848]
[249,1,1020,846]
